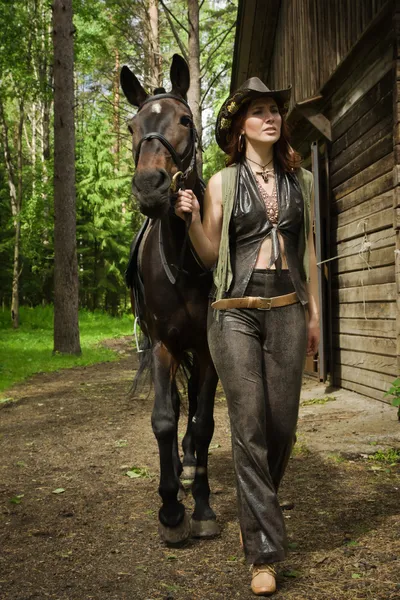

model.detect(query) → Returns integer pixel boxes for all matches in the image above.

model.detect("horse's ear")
[120,65,149,107]
[170,54,190,99]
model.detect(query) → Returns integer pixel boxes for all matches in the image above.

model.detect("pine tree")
[52,0,81,354]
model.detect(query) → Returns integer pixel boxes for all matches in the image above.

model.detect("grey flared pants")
[207,270,307,565]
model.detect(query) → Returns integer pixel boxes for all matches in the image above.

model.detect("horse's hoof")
[181,465,196,482]
[158,511,191,546]
[190,518,220,538]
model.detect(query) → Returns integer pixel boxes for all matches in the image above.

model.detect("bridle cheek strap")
[134,132,184,171]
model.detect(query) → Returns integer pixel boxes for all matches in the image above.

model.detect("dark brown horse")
[121,55,219,545]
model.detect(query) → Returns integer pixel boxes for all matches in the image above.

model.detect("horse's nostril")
[157,169,168,187]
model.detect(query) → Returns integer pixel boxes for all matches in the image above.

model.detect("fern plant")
[384,378,400,420]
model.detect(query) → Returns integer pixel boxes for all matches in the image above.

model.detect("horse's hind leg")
[190,353,220,538]
[171,380,186,501]
[151,342,190,545]
[181,360,199,483]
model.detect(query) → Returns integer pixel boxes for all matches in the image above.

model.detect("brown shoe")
[251,564,277,596]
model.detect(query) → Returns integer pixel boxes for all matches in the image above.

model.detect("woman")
[175,77,320,596]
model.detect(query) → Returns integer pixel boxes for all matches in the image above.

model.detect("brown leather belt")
[211,291,299,311]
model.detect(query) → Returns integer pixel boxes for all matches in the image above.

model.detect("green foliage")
[125,466,149,478]
[368,448,400,464]
[384,377,400,419]
[76,113,135,312]
[301,395,336,406]
[203,141,227,183]
[0,0,237,316]
[0,305,133,394]
[384,378,400,407]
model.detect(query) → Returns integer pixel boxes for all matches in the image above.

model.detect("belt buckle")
[257,297,272,310]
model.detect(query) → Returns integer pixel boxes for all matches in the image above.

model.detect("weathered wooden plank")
[333,246,395,274]
[334,349,397,376]
[332,318,396,339]
[394,207,400,230]
[335,378,391,403]
[334,192,393,229]
[331,133,393,189]
[333,153,393,201]
[335,282,396,303]
[335,208,393,242]
[393,185,400,209]
[331,72,392,149]
[333,229,395,256]
[248,0,269,78]
[331,114,392,174]
[269,0,390,115]
[334,365,394,393]
[395,42,400,383]
[333,333,396,356]
[332,171,393,214]
[320,2,392,104]
[330,42,393,125]
[335,301,397,319]
[333,265,395,289]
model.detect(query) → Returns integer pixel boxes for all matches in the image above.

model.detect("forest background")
[0,0,237,324]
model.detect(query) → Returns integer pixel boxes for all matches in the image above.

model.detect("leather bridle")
[134,93,198,193]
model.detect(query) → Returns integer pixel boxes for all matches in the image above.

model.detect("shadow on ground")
[0,352,399,599]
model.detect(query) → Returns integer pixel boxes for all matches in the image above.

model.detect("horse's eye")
[180,116,192,127]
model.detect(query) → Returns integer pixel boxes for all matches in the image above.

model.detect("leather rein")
[134,93,199,285]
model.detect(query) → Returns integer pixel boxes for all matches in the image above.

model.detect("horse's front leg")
[190,350,220,538]
[151,341,190,545]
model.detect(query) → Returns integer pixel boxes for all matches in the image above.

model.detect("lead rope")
[357,219,372,320]
[316,218,372,320]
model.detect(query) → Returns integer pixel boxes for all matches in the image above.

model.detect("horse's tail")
[131,335,193,402]
[131,334,153,395]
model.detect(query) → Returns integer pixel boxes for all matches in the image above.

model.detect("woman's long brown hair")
[224,99,302,172]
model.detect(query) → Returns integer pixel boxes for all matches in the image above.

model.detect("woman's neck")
[245,141,274,167]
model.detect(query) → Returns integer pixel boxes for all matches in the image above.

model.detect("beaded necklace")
[255,174,278,224]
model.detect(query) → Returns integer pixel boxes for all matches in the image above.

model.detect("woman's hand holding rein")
[175,189,201,223]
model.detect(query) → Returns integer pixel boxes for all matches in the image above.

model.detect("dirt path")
[1,338,399,600]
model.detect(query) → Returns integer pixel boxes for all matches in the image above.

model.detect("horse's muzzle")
[132,168,171,218]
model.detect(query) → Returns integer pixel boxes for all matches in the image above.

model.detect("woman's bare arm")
[175,171,223,269]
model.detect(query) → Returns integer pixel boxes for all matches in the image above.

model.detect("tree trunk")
[187,0,202,176]
[52,0,81,354]
[0,98,23,328]
[11,220,21,328]
[148,0,161,90]
[113,48,120,167]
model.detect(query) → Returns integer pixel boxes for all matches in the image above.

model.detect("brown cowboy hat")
[215,77,292,153]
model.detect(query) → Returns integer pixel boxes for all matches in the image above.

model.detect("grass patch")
[291,442,311,457]
[368,448,400,464]
[301,395,336,406]
[327,452,346,464]
[0,305,133,394]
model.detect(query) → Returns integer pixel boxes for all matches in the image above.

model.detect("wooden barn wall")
[268,0,389,110]
[328,20,396,402]
[393,5,400,402]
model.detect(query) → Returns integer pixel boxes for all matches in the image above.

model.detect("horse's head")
[121,55,195,219]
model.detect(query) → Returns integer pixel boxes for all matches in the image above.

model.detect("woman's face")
[242,97,282,146]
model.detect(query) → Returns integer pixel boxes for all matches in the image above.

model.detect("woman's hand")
[307,316,320,356]
[174,189,201,223]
